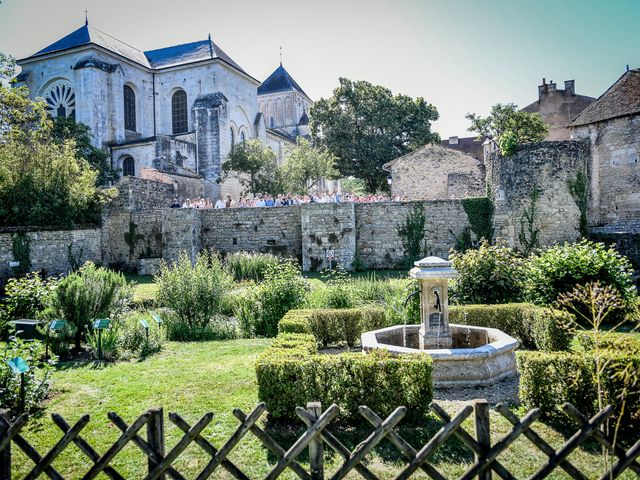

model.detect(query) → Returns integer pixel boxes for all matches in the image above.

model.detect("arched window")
[171,90,188,134]
[43,80,76,120]
[240,131,246,143]
[123,85,136,131]
[230,127,235,151]
[269,116,274,128]
[122,156,135,177]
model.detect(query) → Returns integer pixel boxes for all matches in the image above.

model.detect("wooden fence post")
[147,407,165,479]
[0,410,10,480]
[307,402,324,480]
[474,399,491,480]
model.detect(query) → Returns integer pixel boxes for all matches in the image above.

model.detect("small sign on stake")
[140,319,150,342]
[50,319,66,331]
[93,318,111,330]
[7,356,29,375]
[151,313,162,325]
[326,250,335,270]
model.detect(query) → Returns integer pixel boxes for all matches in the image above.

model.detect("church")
[15,21,312,198]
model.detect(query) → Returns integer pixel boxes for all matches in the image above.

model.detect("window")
[123,85,136,131]
[230,127,235,151]
[43,80,76,120]
[171,89,188,134]
[240,131,246,143]
[122,156,135,177]
[269,116,274,128]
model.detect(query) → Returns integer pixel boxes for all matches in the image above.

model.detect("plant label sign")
[151,313,162,325]
[50,320,66,331]
[93,319,111,330]
[7,356,29,375]
[326,250,335,260]
[140,319,149,329]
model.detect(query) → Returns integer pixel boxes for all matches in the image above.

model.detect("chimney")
[448,136,459,145]
[538,78,549,98]
[548,80,556,92]
[564,79,575,96]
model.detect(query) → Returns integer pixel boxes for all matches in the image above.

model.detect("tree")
[280,138,338,194]
[51,116,114,185]
[310,78,440,192]
[465,103,548,156]
[220,139,281,195]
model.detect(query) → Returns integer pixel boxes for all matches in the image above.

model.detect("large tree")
[310,78,440,192]
[280,138,338,194]
[466,103,548,155]
[220,139,281,195]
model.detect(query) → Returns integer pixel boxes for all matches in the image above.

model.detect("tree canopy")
[310,78,440,192]
[465,103,548,156]
[220,139,281,196]
[280,138,338,194]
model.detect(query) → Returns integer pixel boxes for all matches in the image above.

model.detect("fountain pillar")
[409,256,457,350]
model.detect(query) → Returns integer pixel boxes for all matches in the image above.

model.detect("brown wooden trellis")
[1,399,640,479]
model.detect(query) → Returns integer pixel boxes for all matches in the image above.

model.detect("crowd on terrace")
[170,191,410,209]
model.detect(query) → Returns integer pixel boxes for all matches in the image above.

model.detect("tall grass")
[224,252,281,282]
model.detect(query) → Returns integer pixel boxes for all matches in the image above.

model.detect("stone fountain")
[361,256,518,388]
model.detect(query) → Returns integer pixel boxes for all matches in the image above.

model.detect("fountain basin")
[361,324,518,388]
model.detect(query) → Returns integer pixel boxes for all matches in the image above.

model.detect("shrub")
[155,251,232,339]
[525,240,636,322]
[383,280,420,326]
[224,251,281,282]
[1,272,58,322]
[163,310,239,341]
[279,307,386,347]
[48,262,131,350]
[0,336,53,418]
[116,312,164,359]
[450,239,526,304]
[255,260,309,337]
[87,326,120,361]
[572,331,640,355]
[449,303,573,351]
[256,333,433,421]
[518,350,640,429]
[228,290,262,338]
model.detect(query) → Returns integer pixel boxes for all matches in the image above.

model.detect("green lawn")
[14,339,634,479]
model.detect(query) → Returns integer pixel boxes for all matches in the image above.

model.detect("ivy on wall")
[568,171,588,238]
[11,231,31,275]
[461,196,494,243]
[397,203,427,266]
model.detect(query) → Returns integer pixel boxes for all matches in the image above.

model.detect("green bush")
[518,350,640,428]
[87,326,119,361]
[228,290,262,338]
[450,240,526,304]
[449,303,573,351]
[255,260,309,337]
[572,331,640,355]
[256,333,433,420]
[224,251,281,282]
[0,336,53,418]
[383,280,420,326]
[116,312,164,359]
[48,262,131,350]
[526,240,636,322]
[1,272,58,323]
[279,307,386,347]
[155,251,232,340]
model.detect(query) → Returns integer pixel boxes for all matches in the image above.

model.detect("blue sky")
[0,0,638,137]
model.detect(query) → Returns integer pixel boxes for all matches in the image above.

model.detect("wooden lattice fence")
[1,399,639,479]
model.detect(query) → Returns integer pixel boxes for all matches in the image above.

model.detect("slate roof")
[258,64,308,97]
[299,111,309,125]
[26,24,249,76]
[32,24,150,67]
[570,69,640,126]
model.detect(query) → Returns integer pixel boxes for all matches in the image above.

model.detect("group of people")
[170,191,410,210]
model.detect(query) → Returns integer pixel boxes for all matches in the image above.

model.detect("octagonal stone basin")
[361,324,518,388]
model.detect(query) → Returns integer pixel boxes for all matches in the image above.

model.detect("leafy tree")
[465,103,548,156]
[51,116,114,185]
[220,139,281,195]
[310,78,440,192]
[280,138,338,194]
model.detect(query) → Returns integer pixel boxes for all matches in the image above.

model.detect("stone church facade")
[15,21,311,199]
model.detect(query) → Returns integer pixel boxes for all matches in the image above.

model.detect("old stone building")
[569,68,640,225]
[522,78,595,140]
[383,144,485,200]
[440,136,484,161]
[15,21,312,198]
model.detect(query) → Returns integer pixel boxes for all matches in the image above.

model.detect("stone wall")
[0,228,101,277]
[302,203,356,271]
[355,201,470,269]
[106,176,176,212]
[486,141,589,249]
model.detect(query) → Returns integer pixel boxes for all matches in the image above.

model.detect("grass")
[14,339,636,479]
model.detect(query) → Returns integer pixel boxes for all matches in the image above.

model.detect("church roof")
[570,69,640,126]
[31,23,151,67]
[25,24,250,77]
[258,64,308,97]
[144,38,247,73]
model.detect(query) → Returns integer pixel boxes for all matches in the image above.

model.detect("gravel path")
[433,376,520,407]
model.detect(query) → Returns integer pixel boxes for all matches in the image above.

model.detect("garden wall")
[0,228,101,276]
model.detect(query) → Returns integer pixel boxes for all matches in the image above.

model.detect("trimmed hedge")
[449,303,573,351]
[278,307,386,347]
[572,331,640,354]
[518,350,640,428]
[256,333,433,420]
